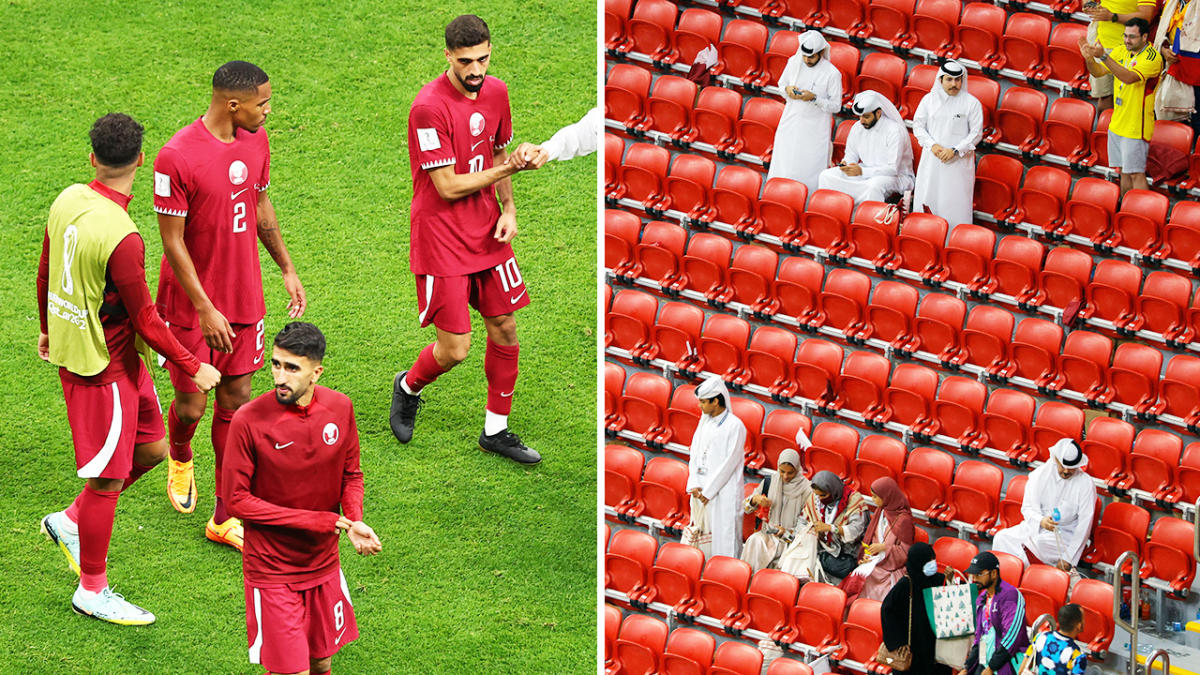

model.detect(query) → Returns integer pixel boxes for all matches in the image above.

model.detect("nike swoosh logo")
[274,441,294,449]
[471,139,487,152]
[509,290,527,304]
[336,628,347,644]
[253,354,263,364]
[230,188,249,199]
[500,391,514,398]
[178,493,194,510]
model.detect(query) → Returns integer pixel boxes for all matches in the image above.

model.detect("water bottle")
[1052,508,1061,523]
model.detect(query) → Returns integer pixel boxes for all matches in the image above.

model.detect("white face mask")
[923,560,939,577]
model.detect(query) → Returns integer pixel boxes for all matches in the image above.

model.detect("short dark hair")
[445,14,490,50]
[704,393,727,409]
[1125,17,1151,35]
[273,322,326,362]
[1057,603,1084,633]
[213,60,269,93]
[89,113,143,168]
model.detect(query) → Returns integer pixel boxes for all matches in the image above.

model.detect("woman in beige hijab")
[740,449,811,572]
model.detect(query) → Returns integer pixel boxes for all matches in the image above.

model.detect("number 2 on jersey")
[232,202,247,233]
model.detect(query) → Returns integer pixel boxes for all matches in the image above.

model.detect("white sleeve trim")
[420,157,456,170]
[494,131,514,149]
[154,206,188,217]
[256,181,270,192]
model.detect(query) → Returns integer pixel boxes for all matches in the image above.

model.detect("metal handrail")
[1193,497,1200,564]
[1145,648,1170,674]
[1113,550,1141,675]
[1030,613,1056,637]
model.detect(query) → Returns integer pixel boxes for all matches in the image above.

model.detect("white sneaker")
[71,586,155,625]
[41,511,80,576]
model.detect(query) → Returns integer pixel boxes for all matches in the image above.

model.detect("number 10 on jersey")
[493,258,523,292]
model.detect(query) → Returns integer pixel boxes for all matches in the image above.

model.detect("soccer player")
[225,322,380,675]
[153,60,306,549]
[37,113,221,624]
[389,14,544,464]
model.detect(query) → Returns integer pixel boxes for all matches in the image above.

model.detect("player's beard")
[460,73,484,93]
[275,384,307,405]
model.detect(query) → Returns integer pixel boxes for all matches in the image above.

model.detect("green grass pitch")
[0,1,597,672]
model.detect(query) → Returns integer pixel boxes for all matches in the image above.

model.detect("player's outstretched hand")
[494,211,518,243]
[347,521,382,556]
[190,363,222,393]
[37,332,50,361]
[199,306,236,353]
[283,270,306,318]
[514,142,550,169]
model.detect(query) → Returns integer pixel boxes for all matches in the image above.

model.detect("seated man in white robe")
[992,439,1097,571]
[767,30,843,192]
[817,90,914,204]
[684,376,746,558]
[911,60,984,227]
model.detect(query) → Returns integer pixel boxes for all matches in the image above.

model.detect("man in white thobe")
[992,438,1097,571]
[911,60,984,227]
[517,107,600,166]
[817,90,915,204]
[767,31,844,192]
[686,376,746,558]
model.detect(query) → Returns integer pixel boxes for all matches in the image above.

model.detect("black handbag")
[818,549,858,578]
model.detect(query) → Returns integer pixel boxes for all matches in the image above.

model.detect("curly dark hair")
[212,60,269,93]
[274,322,326,362]
[445,14,490,50]
[89,113,143,168]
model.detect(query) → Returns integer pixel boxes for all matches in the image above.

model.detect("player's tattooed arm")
[159,213,235,353]
[256,191,306,318]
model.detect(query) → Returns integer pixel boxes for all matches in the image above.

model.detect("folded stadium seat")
[607,529,659,603]
[1108,189,1170,256]
[860,280,919,348]
[1005,166,1072,232]
[1128,428,1184,505]
[896,212,949,284]
[997,474,1028,529]
[666,7,724,69]
[1070,579,1115,655]
[660,626,716,674]
[614,142,670,207]
[1046,22,1090,94]
[665,383,700,448]
[605,444,645,515]
[1056,175,1119,244]
[619,0,677,60]
[694,313,750,383]
[1146,120,1194,196]
[1107,343,1163,416]
[709,170,764,240]
[845,201,902,273]
[1080,415,1135,492]
[826,0,869,36]
[912,0,963,60]
[931,375,987,447]
[634,456,691,531]
[960,305,1015,376]
[1089,108,1113,168]
[732,397,765,464]
[607,289,659,359]
[688,86,742,151]
[661,154,717,224]
[792,338,845,405]
[900,64,940,120]
[797,188,855,255]
[710,640,765,675]
[634,220,688,290]
[973,154,1024,221]
[691,555,753,627]
[1028,246,1092,310]
[901,446,955,517]
[1007,317,1063,389]
[993,551,1025,588]
[941,459,1004,531]
[1080,501,1149,571]
[765,0,829,27]
[1162,355,1200,431]
[814,267,872,335]
[827,42,861,107]
[758,177,809,242]
[1188,289,1200,352]
[909,130,924,170]
[605,134,625,191]
[618,371,673,445]
[1001,12,1052,83]
[728,245,780,315]
[994,86,1048,155]
[1019,564,1070,626]
[1055,329,1114,406]
[648,299,700,367]
[614,613,670,675]
[792,582,847,653]
[912,291,967,365]
[1037,97,1096,168]
[640,75,699,143]
[1185,136,1200,193]
[775,256,825,322]
[862,0,916,51]
[957,1,1006,72]
[1181,442,1200,504]
[986,235,1046,303]
[763,30,802,86]
[804,421,861,479]
[850,434,907,494]
[839,598,885,668]
[830,119,857,166]
[854,52,908,104]
[729,97,785,163]
[933,537,979,576]
[1163,200,1200,270]
[605,209,642,275]
[1127,270,1194,344]
[605,604,622,670]
[978,388,1036,458]
[1081,258,1142,327]
[605,64,653,131]
[766,657,816,675]
[756,408,813,472]
[715,20,768,86]
[742,569,801,642]
[744,325,798,397]
[876,362,939,433]
[970,76,1001,137]
[832,350,891,419]
[676,232,732,302]
[648,541,706,613]
[1141,516,1197,596]
[605,363,626,424]
[604,0,632,52]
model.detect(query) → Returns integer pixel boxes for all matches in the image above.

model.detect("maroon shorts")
[165,319,265,392]
[62,364,164,479]
[415,256,531,333]
[245,568,358,673]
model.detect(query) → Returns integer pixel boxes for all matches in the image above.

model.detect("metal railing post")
[1145,648,1170,674]
[1113,550,1140,675]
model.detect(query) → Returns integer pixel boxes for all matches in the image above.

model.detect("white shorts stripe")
[77,381,121,478]
[417,275,435,324]
[248,588,263,664]
[339,569,353,607]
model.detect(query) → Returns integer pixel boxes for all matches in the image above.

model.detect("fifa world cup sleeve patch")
[154,171,171,198]
[417,128,441,152]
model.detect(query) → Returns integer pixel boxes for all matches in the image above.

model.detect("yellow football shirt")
[1097,0,1158,49]
[1108,43,1163,141]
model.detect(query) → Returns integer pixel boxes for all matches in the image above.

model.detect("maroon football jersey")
[153,118,270,328]
[407,73,515,276]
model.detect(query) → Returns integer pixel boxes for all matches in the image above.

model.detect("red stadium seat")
[901,446,954,515]
[831,118,856,166]
[814,268,872,335]
[679,233,732,302]
[1031,245,1092,310]
[1081,415,1134,489]
[912,291,966,364]
[995,86,1048,153]
[933,537,979,575]
[1090,108,1113,168]
[896,212,949,283]
[634,220,687,288]
[648,542,705,613]
[605,444,644,513]
[622,0,677,59]
[716,20,768,83]
[728,245,779,313]
[606,64,653,128]
[758,409,813,472]
[1059,176,1119,243]
[805,421,860,480]
[775,256,825,321]
[643,76,698,141]
[1162,355,1200,427]
[957,3,1006,70]
[1020,564,1070,626]
[744,325,797,396]
[851,434,907,495]
[607,289,658,357]
[1047,22,1089,90]
[900,64,940,119]
[665,384,700,448]
[766,658,816,675]
[605,133,625,190]
[744,569,801,642]
[1110,189,1170,255]
[1108,343,1162,412]
[878,362,938,432]
[792,338,844,403]
[692,555,752,625]
[662,154,716,222]
[912,0,963,59]
[1084,259,1142,325]
[1129,270,1193,341]
[834,350,891,419]
[839,599,886,669]
[614,613,670,675]
[960,305,1014,375]
[768,0,828,27]
[826,0,868,34]
[731,397,764,463]
[690,86,742,150]
[695,313,750,382]
[731,97,784,160]
[827,42,861,106]
[619,371,672,442]
[993,550,1025,588]
[799,189,855,254]
[637,456,691,529]
[1008,318,1063,388]
[998,474,1028,529]
[605,604,622,667]
[1080,502,1149,570]
[669,8,724,68]
[854,52,907,102]
[1039,97,1096,166]
[759,177,808,241]
[987,235,1045,301]
[606,529,658,600]
[1181,442,1200,504]
[974,154,1024,220]
[1008,166,1071,231]
[615,142,670,206]
[605,209,641,274]
[1128,429,1183,504]
[863,0,916,48]
[1001,13,1052,81]
[970,76,1001,131]
[979,388,1035,458]
[1055,330,1114,403]
[710,640,765,675]
[605,0,632,51]
[931,375,986,446]
[1070,579,1114,654]
[1028,401,1085,464]
[792,582,846,652]
[1146,120,1194,195]
[846,201,902,272]
[763,30,802,85]
[942,459,1003,530]
[661,626,716,675]
[712,166,764,235]
[1141,516,1198,595]
[1164,200,1200,267]
[861,280,918,347]
[605,363,625,422]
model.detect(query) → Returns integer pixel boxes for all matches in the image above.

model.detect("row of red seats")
[606,605,816,675]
